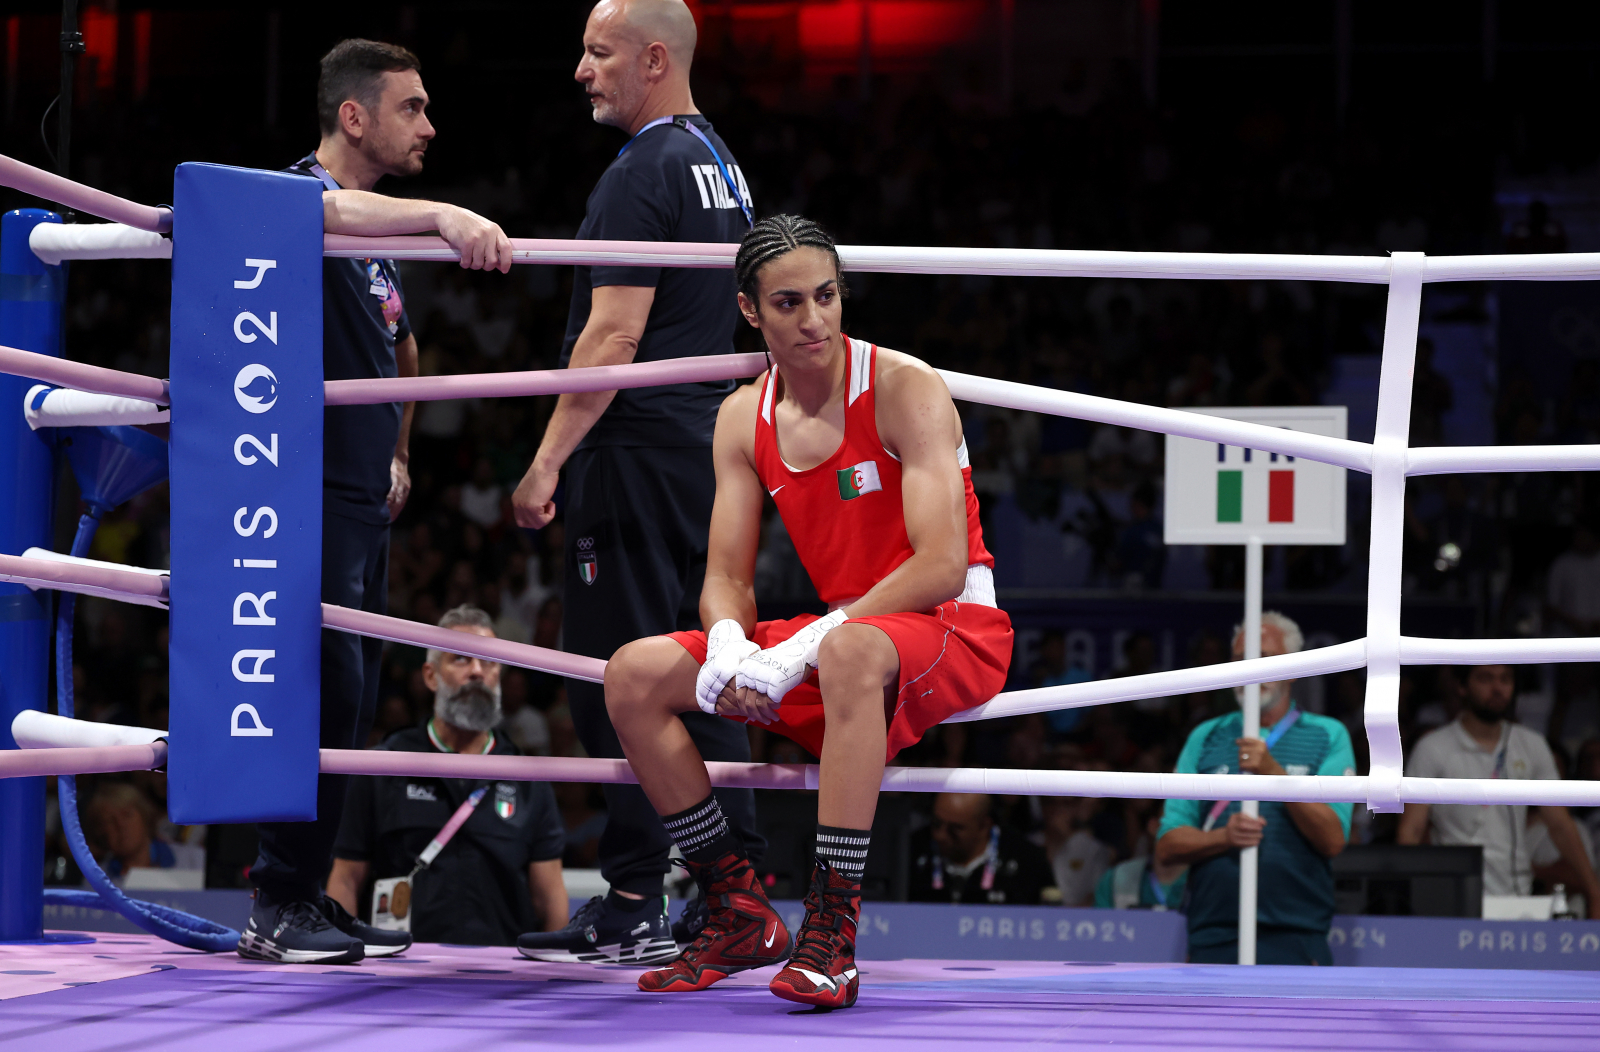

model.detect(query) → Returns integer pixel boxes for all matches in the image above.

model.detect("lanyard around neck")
[409,722,495,874]
[428,718,494,755]
[932,825,1001,893]
[1490,725,1510,779]
[300,154,393,285]
[301,155,342,192]
[617,115,753,226]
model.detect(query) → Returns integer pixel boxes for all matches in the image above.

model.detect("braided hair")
[733,214,848,308]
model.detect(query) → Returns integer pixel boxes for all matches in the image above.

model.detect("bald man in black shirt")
[512,0,763,965]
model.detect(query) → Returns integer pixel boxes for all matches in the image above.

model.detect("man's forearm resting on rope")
[322,189,513,272]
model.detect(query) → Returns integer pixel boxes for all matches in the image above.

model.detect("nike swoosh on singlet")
[768,486,785,497]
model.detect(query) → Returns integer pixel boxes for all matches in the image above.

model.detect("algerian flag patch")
[837,461,883,501]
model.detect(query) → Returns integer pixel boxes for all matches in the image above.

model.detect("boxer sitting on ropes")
[606,214,1014,1009]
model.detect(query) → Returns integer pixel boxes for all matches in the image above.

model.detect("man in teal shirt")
[1156,612,1355,964]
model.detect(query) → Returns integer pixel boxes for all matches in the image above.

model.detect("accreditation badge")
[371,875,413,932]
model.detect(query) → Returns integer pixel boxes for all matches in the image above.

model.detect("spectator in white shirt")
[1399,664,1600,917]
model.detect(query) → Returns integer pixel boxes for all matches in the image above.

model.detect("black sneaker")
[238,892,364,965]
[517,894,676,965]
[318,894,411,958]
[671,891,708,947]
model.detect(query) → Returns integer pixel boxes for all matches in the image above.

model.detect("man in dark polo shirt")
[511,0,763,963]
[328,607,568,945]
[909,794,1057,905]
[239,38,515,966]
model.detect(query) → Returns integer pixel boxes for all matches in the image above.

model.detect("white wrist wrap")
[696,619,758,714]
[734,609,849,708]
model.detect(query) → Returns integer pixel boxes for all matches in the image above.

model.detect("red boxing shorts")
[669,600,1013,761]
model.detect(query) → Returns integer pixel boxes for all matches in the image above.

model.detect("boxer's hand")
[717,683,780,726]
[386,456,412,522]
[512,460,559,529]
[696,620,759,714]
[733,609,848,707]
[436,205,513,273]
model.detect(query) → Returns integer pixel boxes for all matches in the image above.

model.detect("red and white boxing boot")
[637,851,791,993]
[769,858,861,1010]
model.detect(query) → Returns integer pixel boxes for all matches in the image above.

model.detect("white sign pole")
[1238,535,1263,967]
[1162,408,1347,968]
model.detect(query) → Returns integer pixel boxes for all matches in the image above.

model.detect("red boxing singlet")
[752,338,994,608]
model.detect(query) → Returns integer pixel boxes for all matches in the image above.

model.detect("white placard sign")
[1163,406,1348,546]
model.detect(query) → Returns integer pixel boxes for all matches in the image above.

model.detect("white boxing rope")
[316,234,1600,285]
[0,743,168,780]
[318,749,1600,807]
[12,710,164,750]
[28,222,171,266]
[948,640,1367,723]
[0,548,169,609]
[1399,636,1600,665]
[1407,444,1600,476]
[1422,251,1600,283]
[8,544,1600,722]
[320,603,607,684]
[11,736,1600,807]
[940,371,1374,472]
[24,384,168,429]
[1361,252,1426,815]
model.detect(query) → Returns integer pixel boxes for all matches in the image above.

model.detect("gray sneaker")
[237,893,363,965]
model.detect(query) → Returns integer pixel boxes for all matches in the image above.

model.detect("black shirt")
[907,828,1058,906]
[332,724,567,946]
[286,155,411,524]
[561,115,752,449]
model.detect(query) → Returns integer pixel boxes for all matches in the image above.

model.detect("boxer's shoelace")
[790,860,857,975]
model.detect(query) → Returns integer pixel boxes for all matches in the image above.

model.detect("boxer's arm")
[322,190,512,272]
[840,358,968,618]
[700,385,765,635]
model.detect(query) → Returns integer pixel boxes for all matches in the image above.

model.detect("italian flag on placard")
[1215,469,1295,523]
[837,460,883,501]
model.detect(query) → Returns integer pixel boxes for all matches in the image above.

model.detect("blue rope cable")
[48,509,240,952]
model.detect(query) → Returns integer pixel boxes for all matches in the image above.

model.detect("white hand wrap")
[696,619,759,715]
[734,609,850,708]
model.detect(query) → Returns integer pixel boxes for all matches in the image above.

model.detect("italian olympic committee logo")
[577,536,598,586]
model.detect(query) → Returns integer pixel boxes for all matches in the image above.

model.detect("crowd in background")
[24,40,1600,904]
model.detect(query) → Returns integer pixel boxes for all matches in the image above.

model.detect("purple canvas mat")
[2,937,1600,1052]
[0,933,1161,999]
[3,964,1600,1052]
